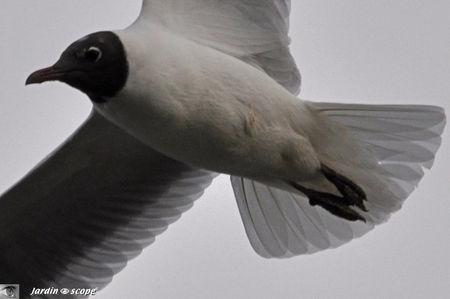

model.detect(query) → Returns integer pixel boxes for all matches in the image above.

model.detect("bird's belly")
[97,92,287,179]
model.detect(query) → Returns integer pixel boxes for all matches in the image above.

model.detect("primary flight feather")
[1,0,445,298]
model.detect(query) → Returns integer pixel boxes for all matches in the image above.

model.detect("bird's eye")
[84,46,102,62]
[0,286,17,298]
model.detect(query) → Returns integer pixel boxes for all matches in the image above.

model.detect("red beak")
[26,66,66,85]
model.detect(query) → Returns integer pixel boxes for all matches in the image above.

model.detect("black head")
[26,31,128,103]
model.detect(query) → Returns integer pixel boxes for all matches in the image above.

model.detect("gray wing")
[0,111,215,298]
[231,177,371,258]
[135,0,301,94]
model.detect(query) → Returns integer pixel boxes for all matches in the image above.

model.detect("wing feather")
[135,0,301,94]
[0,111,215,297]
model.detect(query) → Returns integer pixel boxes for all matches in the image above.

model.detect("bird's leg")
[289,164,368,222]
[320,164,368,212]
[290,182,366,222]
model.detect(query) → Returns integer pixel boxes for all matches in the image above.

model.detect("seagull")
[1,0,446,298]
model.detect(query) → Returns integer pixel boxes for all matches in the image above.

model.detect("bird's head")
[26,31,128,103]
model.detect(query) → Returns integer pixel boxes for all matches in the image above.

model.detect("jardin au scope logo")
[0,285,19,299]
[30,287,98,297]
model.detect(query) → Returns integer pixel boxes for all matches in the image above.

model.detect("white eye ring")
[85,46,102,62]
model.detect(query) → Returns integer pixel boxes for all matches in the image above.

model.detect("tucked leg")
[289,164,368,222]
[321,164,368,211]
[290,181,366,222]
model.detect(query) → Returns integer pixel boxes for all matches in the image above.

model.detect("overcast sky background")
[1,1,449,298]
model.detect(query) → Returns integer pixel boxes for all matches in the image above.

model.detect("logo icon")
[0,285,19,299]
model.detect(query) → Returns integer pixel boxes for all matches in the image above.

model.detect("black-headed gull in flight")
[2,1,446,298]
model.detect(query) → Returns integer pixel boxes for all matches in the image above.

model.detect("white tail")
[231,102,446,258]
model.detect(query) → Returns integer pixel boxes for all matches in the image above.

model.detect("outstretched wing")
[231,177,372,258]
[0,111,215,297]
[134,0,301,94]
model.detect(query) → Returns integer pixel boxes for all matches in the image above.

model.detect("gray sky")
[1,1,449,298]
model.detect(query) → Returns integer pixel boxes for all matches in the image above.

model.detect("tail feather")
[313,103,445,168]
[231,102,446,258]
